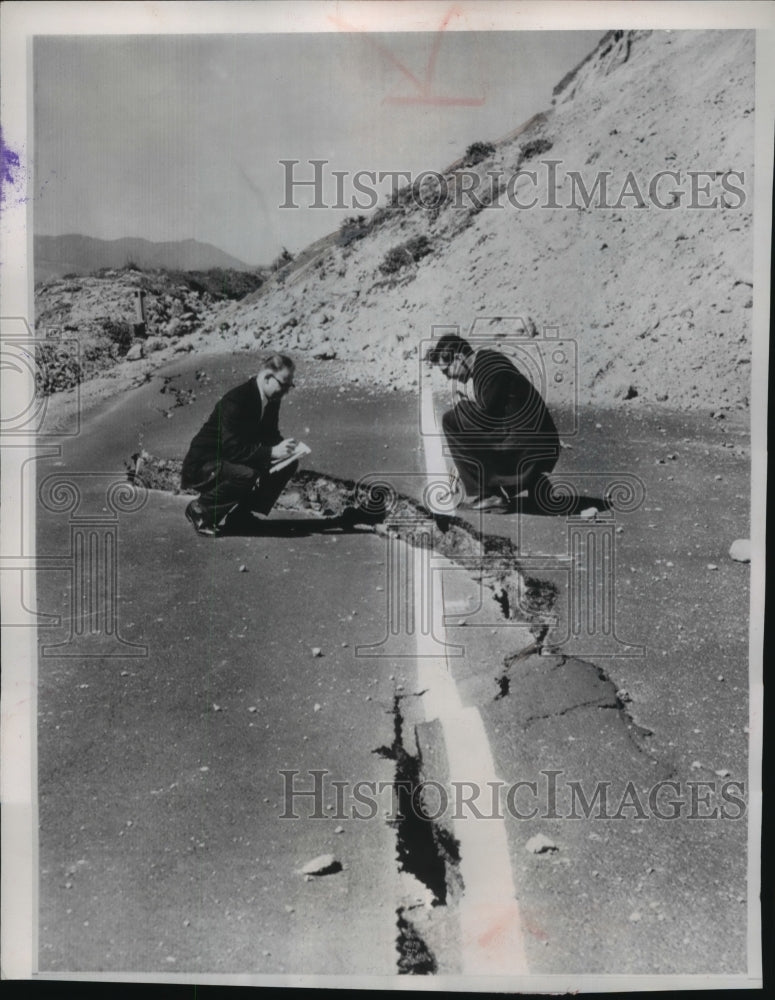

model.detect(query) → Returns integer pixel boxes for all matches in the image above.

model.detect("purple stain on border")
[0,127,22,206]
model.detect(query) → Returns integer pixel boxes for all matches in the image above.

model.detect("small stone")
[311,647,323,657]
[212,704,222,712]
[629,911,642,923]
[300,853,342,876]
[729,539,751,563]
[714,768,731,778]
[334,826,345,834]
[707,564,719,571]
[690,760,702,769]
[239,564,248,573]
[580,507,598,519]
[313,703,322,712]
[248,706,257,713]
[525,834,558,854]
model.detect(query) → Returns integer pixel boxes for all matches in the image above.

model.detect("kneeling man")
[181,353,300,535]
[426,334,559,511]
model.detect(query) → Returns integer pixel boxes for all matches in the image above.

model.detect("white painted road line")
[414,372,529,975]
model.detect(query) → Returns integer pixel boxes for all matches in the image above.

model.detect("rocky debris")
[125,342,144,361]
[525,834,558,855]
[312,340,337,360]
[299,853,342,876]
[311,647,323,657]
[729,539,751,563]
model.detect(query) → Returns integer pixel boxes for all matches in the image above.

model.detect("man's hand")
[271,438,298,461]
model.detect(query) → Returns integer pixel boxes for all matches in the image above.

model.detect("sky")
[34,30,603,266]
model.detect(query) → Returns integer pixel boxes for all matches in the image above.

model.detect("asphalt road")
[35,350,752,979]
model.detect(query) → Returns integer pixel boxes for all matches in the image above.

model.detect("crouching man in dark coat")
[426,334,559,512]
[181,353,299,535]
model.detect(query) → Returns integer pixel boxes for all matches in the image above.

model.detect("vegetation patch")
[379,235,433,276]
[463,141,495,167]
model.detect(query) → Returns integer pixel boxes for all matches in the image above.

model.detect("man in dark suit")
[181,353,300,535]
[426,334,559,512]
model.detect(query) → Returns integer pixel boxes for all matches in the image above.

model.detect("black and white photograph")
[0,0,769,989]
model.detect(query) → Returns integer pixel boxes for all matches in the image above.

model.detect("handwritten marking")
[329,6,485,107]
[0,127,22,206]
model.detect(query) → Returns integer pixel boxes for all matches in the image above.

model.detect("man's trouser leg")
[249,460,299,515]
[489,446,560,497]
[441,405,485,498]
[186,460,259,529]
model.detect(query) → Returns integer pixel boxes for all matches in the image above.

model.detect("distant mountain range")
[34,234,255,282]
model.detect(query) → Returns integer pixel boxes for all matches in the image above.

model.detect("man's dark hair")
[260,352,295,374]
[425,334,473,366]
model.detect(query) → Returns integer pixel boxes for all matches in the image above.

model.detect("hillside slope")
[209,29,754,412]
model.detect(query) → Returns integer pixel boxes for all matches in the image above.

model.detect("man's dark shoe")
[185,500,221,537]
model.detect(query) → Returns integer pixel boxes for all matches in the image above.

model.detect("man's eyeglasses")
[268,373,295,392]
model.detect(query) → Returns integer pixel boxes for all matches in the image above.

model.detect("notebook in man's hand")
[269,441,311,473]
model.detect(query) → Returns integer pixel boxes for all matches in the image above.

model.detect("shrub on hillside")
[519,137,554,161]
[338,215,369,248]
[271,247,294,272]
[35,342,84,395]
[99,318,134,355]
[169,268,264,300]
[463,141,495,167]
[379,235,432,275]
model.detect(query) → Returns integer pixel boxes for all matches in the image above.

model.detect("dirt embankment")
[200,29,754,411]
[35,30,754,414]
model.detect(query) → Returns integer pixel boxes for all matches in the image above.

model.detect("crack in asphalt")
[129,454,658,767]
[522,697,618,728]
